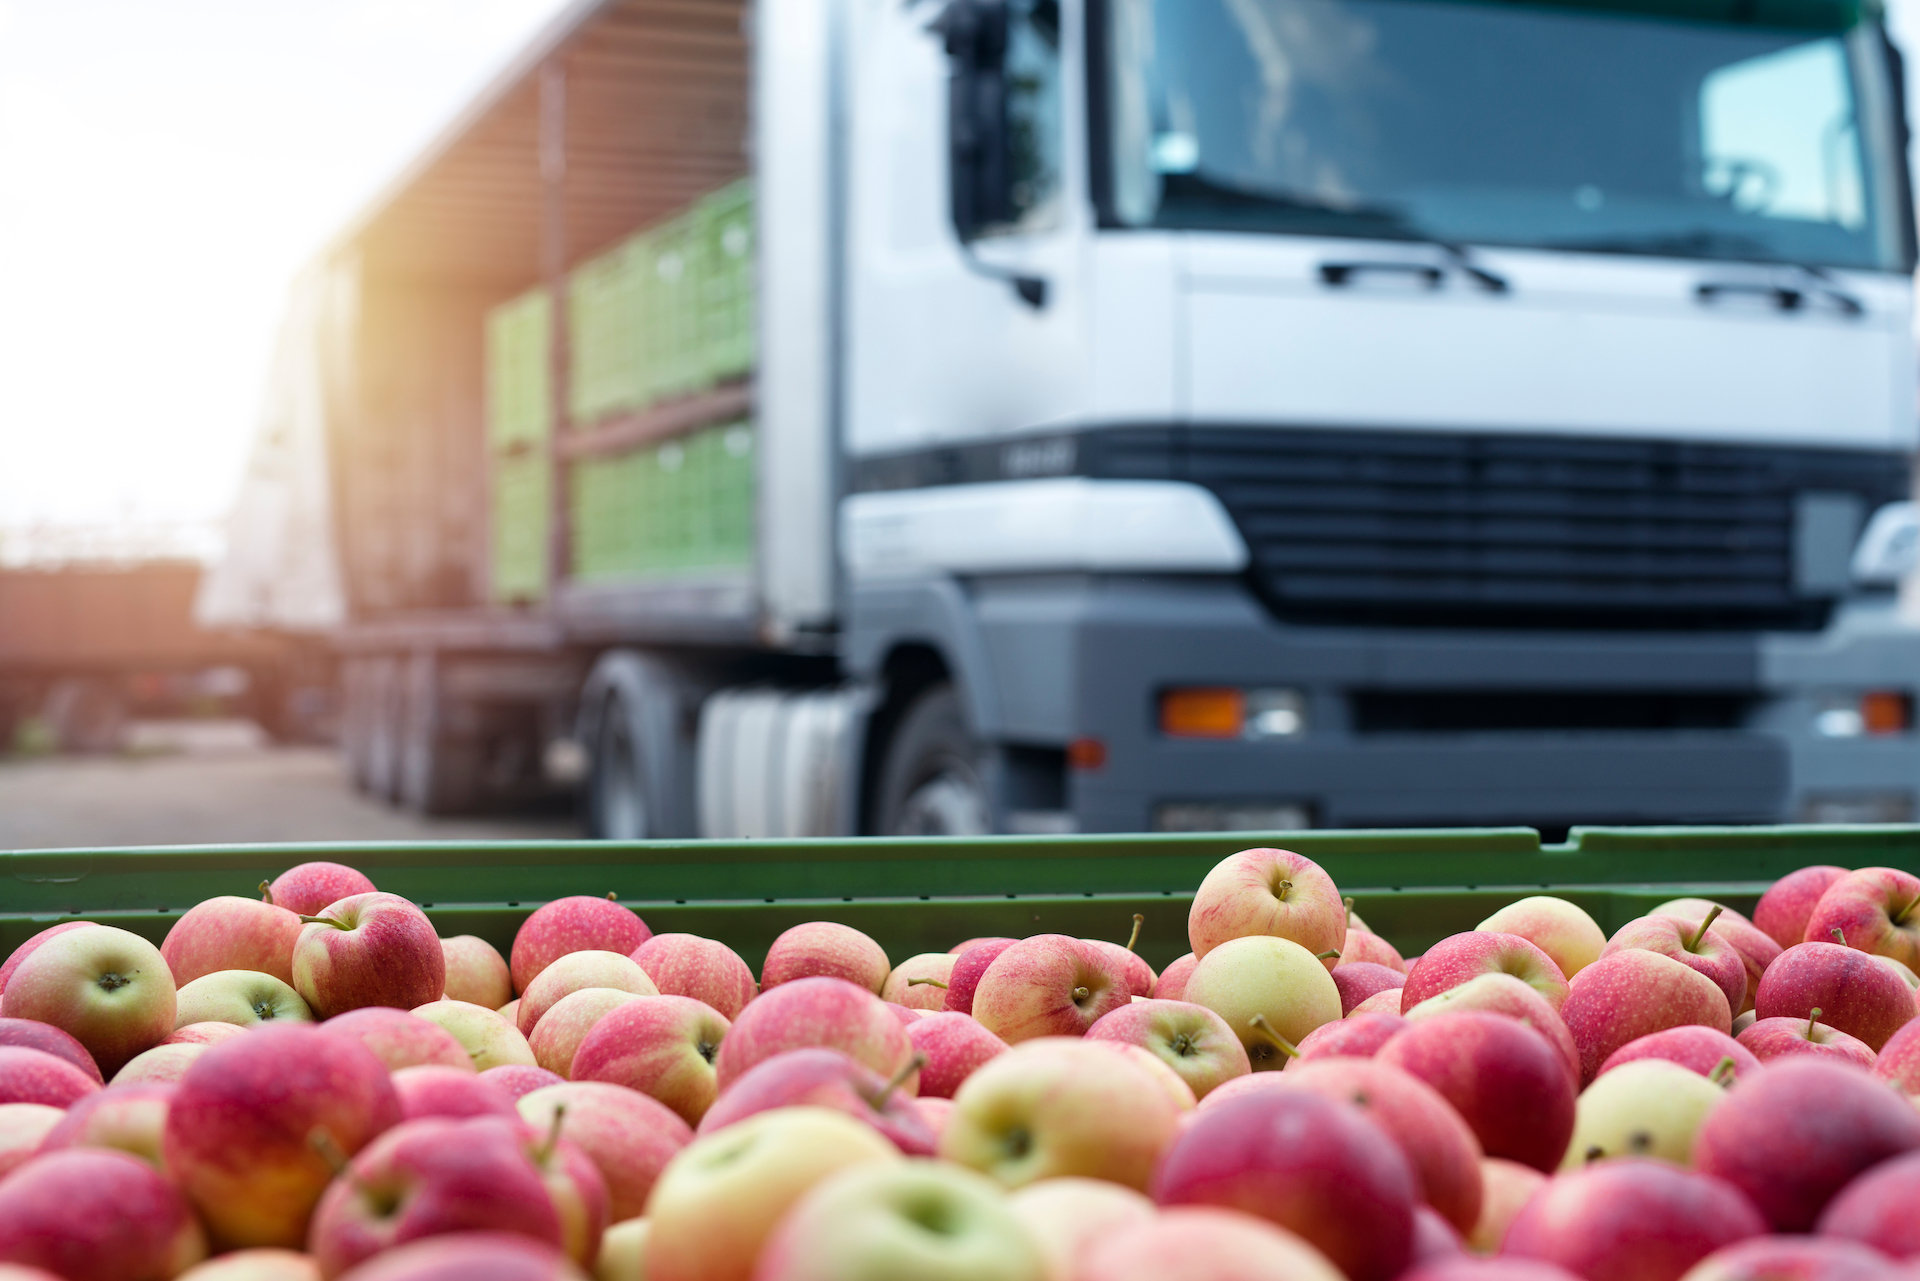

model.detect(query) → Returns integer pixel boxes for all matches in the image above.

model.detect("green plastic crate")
[568,421,755,582]
[568,250,643,426]
[695,179,755,384]
[485,290,551,449]
[490,450,550,603]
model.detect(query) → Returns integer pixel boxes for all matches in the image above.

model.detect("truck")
[202,0,1920,839]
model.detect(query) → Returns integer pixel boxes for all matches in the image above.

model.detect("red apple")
[478,1065,564,1102]
[0,1047,97,1109]
[1342,930,1408,973]
[0,1106,61,1178]
[264,862,376,916]
[1814,1148,1920,1258]
[696,1047,936,1154]
[1682,1236,1896,1281]
[527,989,643,1078]
[1006,1177,1154,1280]
[1072,1206,1346,1281]
[1,926,176,1077]
[1351,989,1404,1016]
[171,1249,320,1280]
[1603,914,1746,1023]
[1738,1012,1876,1068]
[310,1233,580,1281]
[438,937,511,1010]
[1559,949,1732,1085]
[0,924,95,1000]
[163,1022,402,1248]
[1401,973,1580,1084]
[391,1066,516,1121]
[1376,1012,1575,1173]
[1401,933,1569,1013]
[1086,999,1250,1100]
[509,896,650,996]
[166,1022,248,1048]
[1152,1087,1418,1281]
[1806,868,1920,968]
[1470,1158,1547,1254]
[712,976,915,1093]
[1755,940,1915,1051]
[515,1081,692,1221]
[1333,962,1407,1015]
[1293,1011,1408,1065]
[1874,1016,1920,1095]
[759,922,890,995]
[161,896,304,988]
[903,1012,1007,1099]
[971,936,1130,1044]
[628,934,755,1020]
[111,1042,206,1086]
[1649,899,1783,1015]
[1755,865,1849,950]
[323,1007,473,1074]
[1477,896,1608,981]
[1501,1158,1764,1281]
[1404,1259,1583,1281]
[1596,1025,1760,1084]
[0,1148,206,1280]
[569,995,730,1125]
[916,1096,953,1140]
[37,1084,172,1166]
[1187,848,1345,964]
[1083,917,1157,998]
[291,894,444,1019]
[880,953,958,1011]
[0,1020,99,1083]
[883,1001,924,1027]
[1151,953,1198,1002]
[1693,1057,1920,1230]
[1411,1205,1467,1267]
[944,940,1019,1015]
[515,952,656,1037]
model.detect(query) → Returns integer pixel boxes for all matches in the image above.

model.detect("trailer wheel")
[875,683,991,836]
[590,692,651,839]
[580,651,700,840]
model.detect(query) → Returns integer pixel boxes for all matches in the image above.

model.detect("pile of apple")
[0,853,1918,1281]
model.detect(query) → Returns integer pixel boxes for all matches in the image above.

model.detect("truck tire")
[580,651,700,840]
[875,682,991,836]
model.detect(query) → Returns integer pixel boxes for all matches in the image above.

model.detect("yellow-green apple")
[0,1104,61,1177]
[880,953,957,1011]
[1602,915,1745,1022]
[517,1081,693,1221]
[162,1022,401,1248]
[945,940,1019,1015]
[527,989,642,1078]
[314,1233,583,1281]
[499,1000,520,1023]
[439,936,511,1009]
[167,1021,249,1048]
[1649,900,1782,1015]
[0,1019,99,1082]
[569,996,729,1125]
[1679,1236,1895,1281]
[1737,1011,1875,1068]
[697,1048,937,1154]
[1468,1157,1545,1253]
[0,1047,97,1109]
[411,1001,537,1072]
[1812,1148,1920,1257]
[1754,865,1848,949]
[1268,1057,1484,1234]
[292,894,444,1018]
[1501,1159,1765,1278]
[1150,953,1198,1002]
[904,1012,1007,1099]
[759,923,889,994]
[323,1006,473,1073]
[1,926,176,1077]
[175,970,312,1029]
[1007,1177,1153,1280]
[1341,930,1408,973]
[1401,933,1569,1013]
[1375,1012,1574,1172]
[713,976,916,1092]
[940,1038,1181,1191]
[628,934,755,1020]
[1292,1011,1407,1066]
[1693,1058,1920,1230]
[516,953,658,1037]
[263,862,376,916]
[0,1148,206,1279]
[1332,963,1406,1016]
[1560,1058,1724,1169]
[1558,949,1732,1084]
[971,936,1130,1044]
[0,923,95,1000]
[480,1065,563,1101]
[510,897,651,996]
[1806,868,1920,967]
[593,1218,646,1281]
[177,1249,321,1281]
[39,1083,172,1166]
[1151,1087,1418,1281]
[1085,999,1249,1099]
[391,1065,516,1121]
[1073,1207,1346,1281]
[1477,897,1607,980]
[642,1106,900,1281]
[1596,1025,1759,1083]
[1754,940,1914,1051]
[754,1158,1048,1281]
[112,1042,207,1085]
[1402,973,1579,1083]
[1187,848,1344,963]
[161,896,304,988]
[1183,935,1342,1069]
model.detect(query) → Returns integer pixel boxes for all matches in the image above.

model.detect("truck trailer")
[206,0,1920,837]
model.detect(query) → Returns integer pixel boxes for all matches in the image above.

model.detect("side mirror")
[936,0,1012,240]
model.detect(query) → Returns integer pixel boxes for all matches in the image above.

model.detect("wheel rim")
[597,705,648,840]
[894,766,991,836]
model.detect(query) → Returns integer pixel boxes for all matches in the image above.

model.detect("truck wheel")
[590,691,651,839]
[580,651,700,840]
[876,683,991,836]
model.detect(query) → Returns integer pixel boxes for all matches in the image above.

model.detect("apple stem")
[1315,949,1342,961]
[1808,1007,1823,1039]
[1071,986,1090,1002]
[297,915,348,929]
[1344,897,1355,930]
[1686,905,1724,952]
[1709,1056,1737,1088]
[907,978,949,990]
[536,1103,567,1164]
[871,1052,929,1111]
[258,880,274,905]
[1247,1014,1300,1059]
[308,1127,374,1200]
[1832,928,1848,949]
[1125,914,1144,954]
[606,891,618,902]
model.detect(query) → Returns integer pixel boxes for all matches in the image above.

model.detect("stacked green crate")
[569,421,755,582]
[645,221,702,401]
[695,180,755,384]
[568,249,642,426]
[485,290,552,602]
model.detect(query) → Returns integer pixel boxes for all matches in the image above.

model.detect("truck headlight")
[1814,691,1912,737]
[1852,502,1918,585]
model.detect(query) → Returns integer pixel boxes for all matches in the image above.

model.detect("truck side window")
[998,0,1063,235]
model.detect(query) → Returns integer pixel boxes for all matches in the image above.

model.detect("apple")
[1680,1236,1896,1281]
[759,923,889,995]
[0,1046,98,1108]
[171,1248,321,1280]
[945,940,1019,1016]
[1006,1176,1154,1280]
[880,953,958,1011]
[528,988,643,1078]
[697,1047,937,1154]
[628,934,755,1020]
[1349,989,1404,1017]
[941,1037,1182,1191]
[410,1001,537,1072]
[970,936,1131,1044]
[642,1106,900,1281]
[1813,1148,1920,1258]
[1805,868,1920,968]
[1183,935,1342,1070]
[478,1065,564,1102]
[1401,933,1569,1013]
[292,894,445,1019]
[1693,1057,1920,1230]
[0,1148,206,1279]
[112,1042,207,1086]
[1469,1157,1546,1254]
[322,1006,474,1075]
[0,923,95,999]
[1341,930,1408,973]
[1732,1010,1757,1035]
[593,1218,647,1281]
[174,970,313,1029]
[753,1158,1048,1281]
[1477,897,1607,980]
[1560,1058,1724,1169]
[510,897,651,996]
[391,1065,516,1121]
[1293,1011,1407,1066]
[1754,865,1849,950]
[1085,999,1249,1100]
[0,1105,62,1178]
[1073,1206,1346,1281]
[1602,914,1746,1022]
[517,1081,693,1222]
[499,1000,520,1024]
[1083,916,1158,998]
[903,1012,1007,1099]
[570,995,730,1125]
[713,976,916,1093]
[1402,973,1580,1083]
[1187,848,1345,964]
[162,1022,401,1248]
[0,1020,98,1083]
[1649,899,1783,1015]
[1558,949,1732,1085]
[1376,1011,1575,1173]
[1755,940,1914,1052]
[263,862,376,916]
[1501,1158,1764,1280]
[1737,1012,1876,1069]
[1151,1086,1418,1281]
[1150,953,1198,1002]
[439,936,512,1010]
[1,926,176,1077]
[1332,963,1406,1016]
[38,1083,172,1166]
[1090,1040,1199,1112]
[1596,1026,1760,1085]
[160,896,304,988]
[884,1002,925,1027]
[516,952,658,1037]
[165,1022,249,1048]
[950,936,1014,956]
[309,1233,581,1281]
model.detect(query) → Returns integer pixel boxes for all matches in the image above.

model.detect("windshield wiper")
[1544,229,1864,314]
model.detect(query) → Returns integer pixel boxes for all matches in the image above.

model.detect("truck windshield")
[1104,0,1910,270]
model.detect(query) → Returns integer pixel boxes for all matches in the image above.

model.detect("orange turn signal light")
[1161,688,1246,739]
[1863,691,1911,735]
